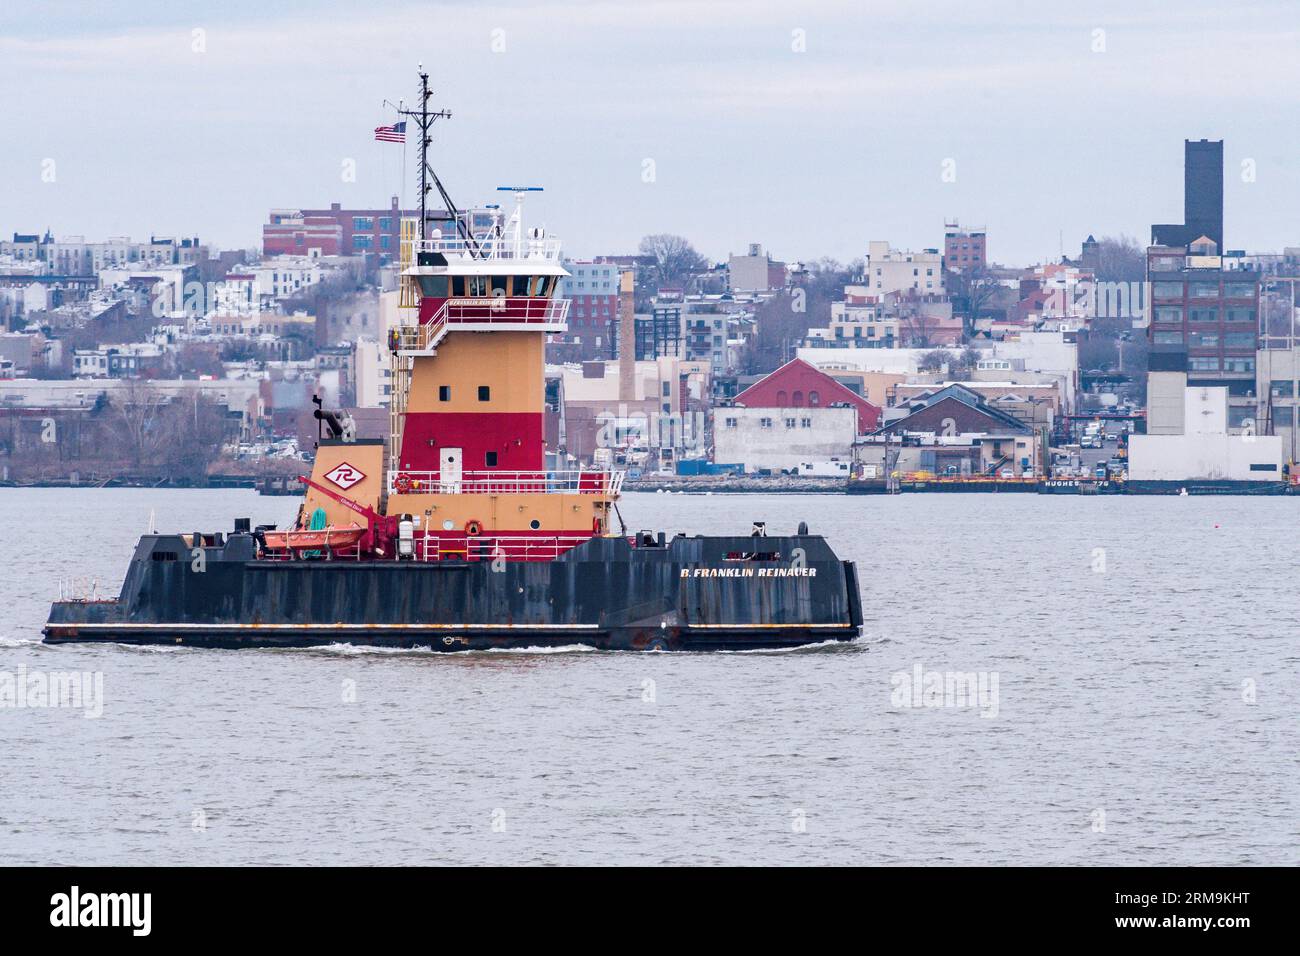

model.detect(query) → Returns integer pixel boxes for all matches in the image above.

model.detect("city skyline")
[2,0,1298,265]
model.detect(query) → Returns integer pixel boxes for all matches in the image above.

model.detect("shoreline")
[3,477,1297,496]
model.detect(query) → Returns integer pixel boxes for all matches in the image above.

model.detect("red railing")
[419,533,593,562]
[394,297,569,351]
[391,469,623,496]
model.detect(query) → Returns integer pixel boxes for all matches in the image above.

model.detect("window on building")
[1152,281,1184,298]
[725,417,737,428]
[785,418,796,428]
[353,235,373,249]
[439,385,451,401]
[1189,307,1219,323]
[352,217,374,230]
[1223,332,1255,348]
[379,217,392,231]
[801,418,812,428]
[809,390,821,406]
[760,417,773,428]
[478,385,490,401]
[1189,282,1219,299]
[1153,331,1184,345]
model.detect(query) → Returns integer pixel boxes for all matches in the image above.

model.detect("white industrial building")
[713,405,857,473]
[1129,385,1282,482]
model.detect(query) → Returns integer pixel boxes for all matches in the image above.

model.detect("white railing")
[406,234,564,262]
[393,297,570,352]
[57,577,104,602]
[391,469,623,496]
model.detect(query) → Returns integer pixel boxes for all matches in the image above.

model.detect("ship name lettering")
[679,567,817,578]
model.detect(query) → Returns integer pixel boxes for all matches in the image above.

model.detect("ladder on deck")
[389,217,421,477]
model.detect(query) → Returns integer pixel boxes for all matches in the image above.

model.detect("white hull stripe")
[55,622,851,632]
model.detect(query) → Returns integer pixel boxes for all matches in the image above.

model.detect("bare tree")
[948,266,1004,339]
[899,309,938,348]
[155,389,230,482]
[111,380,170,470]
[1094,235,1145,282]
[638,234,707,288]
[739,281,845,375]
[918,349,957,372]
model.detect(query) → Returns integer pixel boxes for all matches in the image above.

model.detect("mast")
[387,66,477,250]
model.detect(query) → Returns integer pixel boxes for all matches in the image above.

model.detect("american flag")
[374,121,406,143]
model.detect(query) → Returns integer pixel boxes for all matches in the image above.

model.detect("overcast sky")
[2,0,1297,267]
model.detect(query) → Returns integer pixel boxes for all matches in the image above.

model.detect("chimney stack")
[618,270,635,403]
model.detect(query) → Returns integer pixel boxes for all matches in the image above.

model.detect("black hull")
[1124,480,1290,496]
[44,534,863,652]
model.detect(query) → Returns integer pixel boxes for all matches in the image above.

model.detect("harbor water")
[1,488,1295,865]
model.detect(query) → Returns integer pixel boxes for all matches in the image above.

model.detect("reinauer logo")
[323,462,365,490]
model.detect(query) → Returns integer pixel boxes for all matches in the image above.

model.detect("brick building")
[262,197,439,262]
[732,358,881,433]
[553,260,619,362]
[943,222,986,273]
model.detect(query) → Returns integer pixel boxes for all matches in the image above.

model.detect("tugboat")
[42,73,862,652]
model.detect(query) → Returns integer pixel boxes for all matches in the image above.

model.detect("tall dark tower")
[1183,138,1223,250]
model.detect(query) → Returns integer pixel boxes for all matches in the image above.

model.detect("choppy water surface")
[1,488,1296,865]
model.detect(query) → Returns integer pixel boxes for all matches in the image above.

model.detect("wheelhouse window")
[491,275,508,297]
[418,275,450,297]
